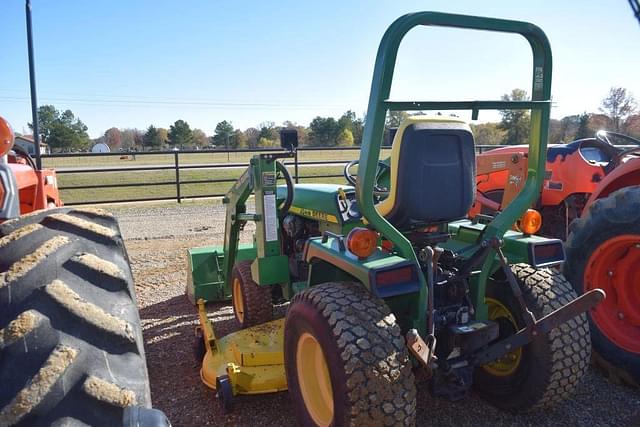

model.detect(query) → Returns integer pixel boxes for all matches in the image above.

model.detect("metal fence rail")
[41,145,508,205]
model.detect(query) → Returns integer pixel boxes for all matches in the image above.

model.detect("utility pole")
[26,0,42,168]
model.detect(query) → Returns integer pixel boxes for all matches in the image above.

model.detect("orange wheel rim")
[584,234,640,354]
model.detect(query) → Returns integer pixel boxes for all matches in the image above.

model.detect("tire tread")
[289,282,416,426]
[0,207,150,427]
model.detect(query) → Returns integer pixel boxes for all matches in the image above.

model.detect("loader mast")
[221,152,294,296]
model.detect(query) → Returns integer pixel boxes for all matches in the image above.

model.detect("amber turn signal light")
[346,227,379,259]
[0,116,15,157]
[518,209,542,235]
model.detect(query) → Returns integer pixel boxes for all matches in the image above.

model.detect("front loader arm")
[222,167,253,296]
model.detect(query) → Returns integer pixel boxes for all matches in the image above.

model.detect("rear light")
[529,240,566,268]
[0,116,15,157]
[372,263,420,298]
[518,209,542,235]
[376,266,414,287]
[346,227,378,259]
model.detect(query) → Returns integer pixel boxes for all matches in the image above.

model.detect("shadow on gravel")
[139,294,639,427]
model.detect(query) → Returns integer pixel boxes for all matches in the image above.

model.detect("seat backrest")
[377,117,476,229]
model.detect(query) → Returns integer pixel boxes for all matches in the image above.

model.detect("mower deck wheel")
[216,375,233,413]
[193,327,206,364]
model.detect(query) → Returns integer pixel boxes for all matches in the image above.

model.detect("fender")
[303,236,421,299]
[584,157,640,210]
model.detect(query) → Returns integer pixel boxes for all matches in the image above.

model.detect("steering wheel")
[343,160,390,197]
[275,161,294,217]
[595,130,614,146]
[595,130,640,170]
[10,144,37,169]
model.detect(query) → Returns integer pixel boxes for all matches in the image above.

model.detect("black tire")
[0,207,151,426]
[564,186,640,387]
[473,264,591,412]
[215,376,233,413]
[231,260,272,328]
[193,328,206,365]
[284,282,416,426]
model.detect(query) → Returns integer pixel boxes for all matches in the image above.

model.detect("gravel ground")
[112,201,640,427]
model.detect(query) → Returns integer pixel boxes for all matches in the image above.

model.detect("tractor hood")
[277,183,358,225]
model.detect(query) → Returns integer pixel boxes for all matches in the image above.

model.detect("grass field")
[44,148,392,169]
[52,148,392,205]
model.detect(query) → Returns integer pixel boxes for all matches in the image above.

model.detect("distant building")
[14,135,49,155]
[91,142,111,153]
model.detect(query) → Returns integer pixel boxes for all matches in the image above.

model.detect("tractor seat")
[376,117,476,230]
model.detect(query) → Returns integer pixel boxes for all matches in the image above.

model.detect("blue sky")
[2,1,639,138]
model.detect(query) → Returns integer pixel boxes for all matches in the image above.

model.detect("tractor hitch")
[406,329,437,375]
[406,288,603,402]
[472,288,605,366]
[405,289,606,377]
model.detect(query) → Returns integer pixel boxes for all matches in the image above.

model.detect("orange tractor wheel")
[565,186,640,386]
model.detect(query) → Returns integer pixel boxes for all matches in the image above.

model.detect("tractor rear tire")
[564,186,640,387]
[0,207,153,426]
[473,264,591,412]
[284,282,416,427]
[231,260,273,329]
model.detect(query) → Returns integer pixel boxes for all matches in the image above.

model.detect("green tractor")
[187,12,604,425]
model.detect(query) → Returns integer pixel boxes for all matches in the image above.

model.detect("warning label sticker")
[264,194,278,242]
[262,172,276,187]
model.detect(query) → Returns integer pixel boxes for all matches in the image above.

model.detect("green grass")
[51,148,394,205]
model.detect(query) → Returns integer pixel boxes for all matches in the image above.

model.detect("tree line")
[26,86,638,152]
[474,86,639,146]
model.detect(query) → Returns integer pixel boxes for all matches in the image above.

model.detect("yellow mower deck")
[197,300,287,395]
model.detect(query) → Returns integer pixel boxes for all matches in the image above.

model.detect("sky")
[1,1,639,138]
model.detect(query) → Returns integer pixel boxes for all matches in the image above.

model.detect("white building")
[91,142,111,153]
[14,135,49,155]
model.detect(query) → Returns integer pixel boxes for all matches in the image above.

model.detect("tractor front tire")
[473,264,590,412]
[231,260,272,329]
[565,186,640,387]
[0,207,153,426]
[284,282,416,427]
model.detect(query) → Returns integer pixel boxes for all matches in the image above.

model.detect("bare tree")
[103,127,122,150]
[192,129,209,148]
[120,128,143,150]
[599,87,637,132]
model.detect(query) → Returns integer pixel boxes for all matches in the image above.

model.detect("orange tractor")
[0,116,61,217]
[473,130,640,386]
